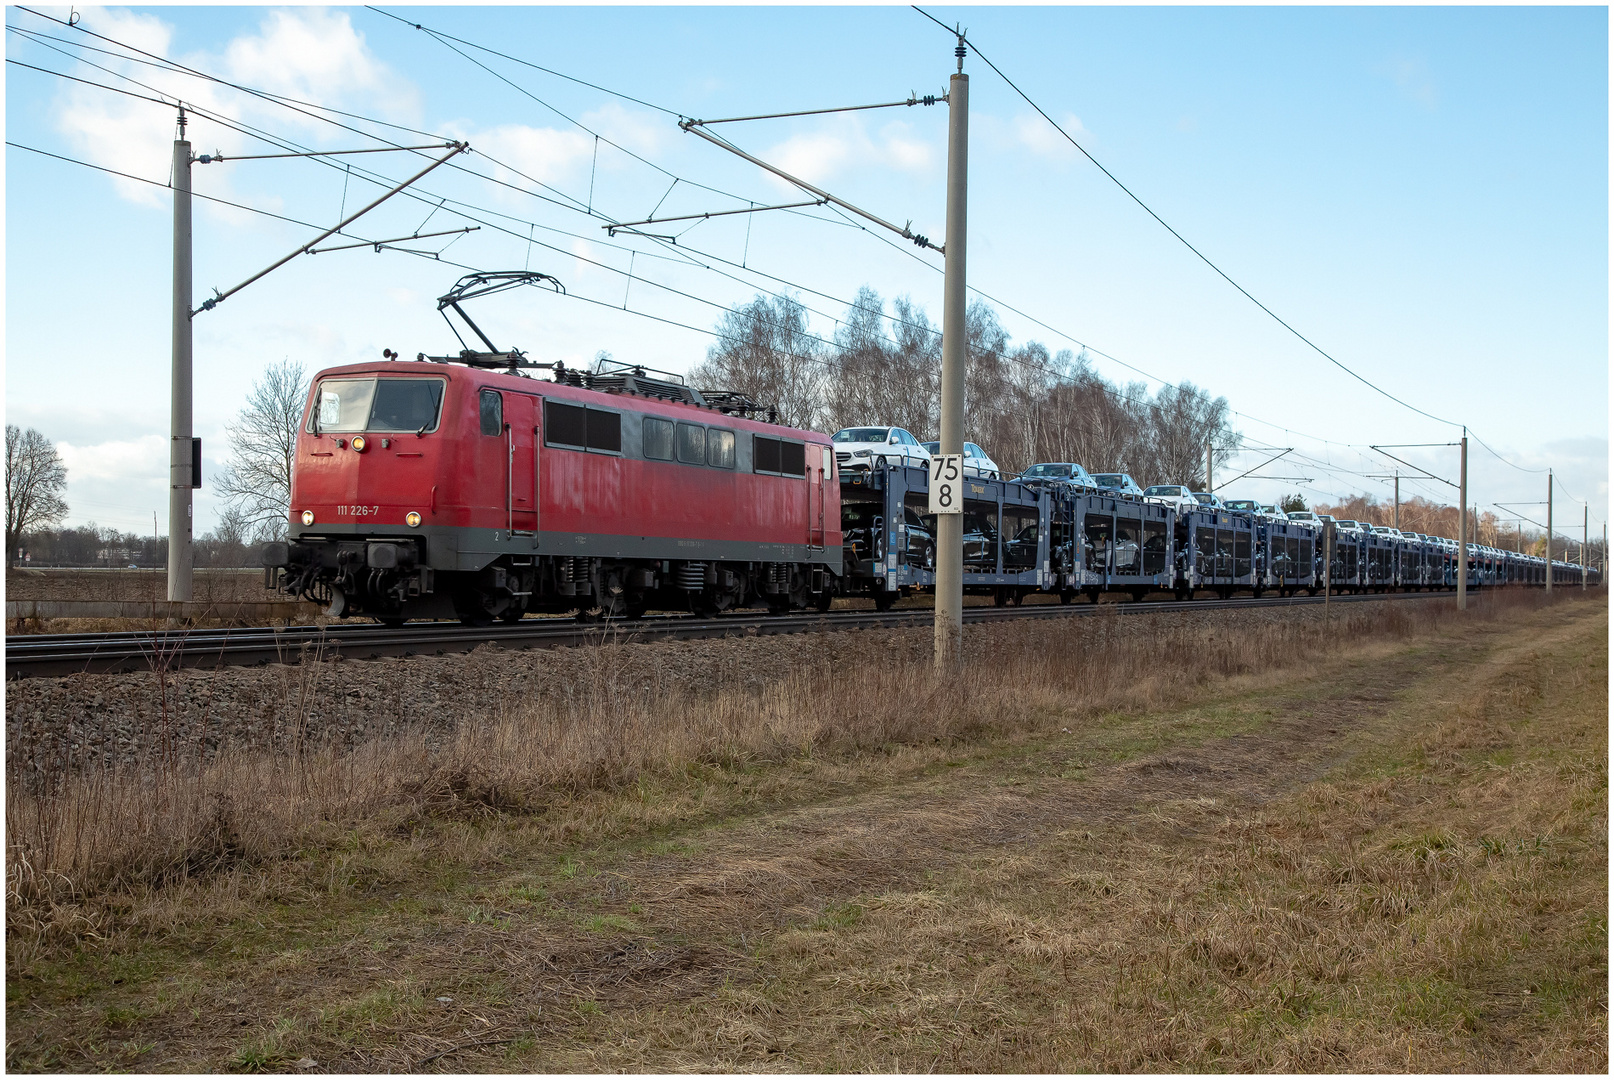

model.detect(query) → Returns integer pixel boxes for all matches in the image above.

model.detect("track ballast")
[6,590,1454,679]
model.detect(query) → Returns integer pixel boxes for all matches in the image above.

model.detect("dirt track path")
[9,598,1605,1072]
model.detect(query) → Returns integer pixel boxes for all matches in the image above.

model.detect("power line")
[364,5,681,119]
[910,5,1466,432]
[15,6,1569,503]
[100,4,1369,467]
[5,140,363,233]
[6,20,452,144]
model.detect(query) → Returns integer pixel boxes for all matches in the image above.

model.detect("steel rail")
[6,590,1454,679]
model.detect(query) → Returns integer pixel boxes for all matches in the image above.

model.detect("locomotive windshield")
[310,377,445,434]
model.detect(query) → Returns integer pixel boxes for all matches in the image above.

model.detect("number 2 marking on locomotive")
[929,454,962,515]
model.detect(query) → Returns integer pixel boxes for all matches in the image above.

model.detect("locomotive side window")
[542,400,619,453]
[642,417,674,461]
[779,440,806,476]
[753,436,781,474]
[753,435,806,477]
[544,401,586,447]
[480,390,503,436]
[707,428,735,469]
[677,423,706,464]
[586,409,621,453]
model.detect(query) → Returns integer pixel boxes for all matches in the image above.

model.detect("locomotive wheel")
[500,607,523,623]
[374,615,406,628]
[815,589,834,613]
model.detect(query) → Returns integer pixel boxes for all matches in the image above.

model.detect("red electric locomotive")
[263,354,843,623]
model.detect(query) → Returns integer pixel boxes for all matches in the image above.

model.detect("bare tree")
[5,425,68,565]
[215,358,309,541]
[824,288,939,437]
[691,294,825,430]
[1146,381,1238,488]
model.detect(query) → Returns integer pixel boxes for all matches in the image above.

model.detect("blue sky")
[6,5,1607,539]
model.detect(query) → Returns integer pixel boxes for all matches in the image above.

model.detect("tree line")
[8,523,260,569]
[1316,492,1605,563]
[690,288,1241,484]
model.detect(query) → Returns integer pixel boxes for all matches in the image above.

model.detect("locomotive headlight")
[350,435,367,452]
[301,510,315,525]
[405,511,422,528]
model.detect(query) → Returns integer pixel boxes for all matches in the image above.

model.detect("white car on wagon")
[831,426,930,472]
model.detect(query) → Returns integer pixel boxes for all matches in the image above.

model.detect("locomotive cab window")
[479,390,503,436]
[309,377,445,434]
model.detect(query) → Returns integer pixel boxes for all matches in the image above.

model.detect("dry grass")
[8,594,1505,922]
[4,589,1603,1071]
[725,605,1607,1071]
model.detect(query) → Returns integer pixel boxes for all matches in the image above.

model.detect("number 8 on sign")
[929,454,963,514]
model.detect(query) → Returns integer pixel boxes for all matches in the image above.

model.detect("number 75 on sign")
[929,454,963,514]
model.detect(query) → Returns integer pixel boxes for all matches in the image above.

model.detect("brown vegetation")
[5,589,1603,1071]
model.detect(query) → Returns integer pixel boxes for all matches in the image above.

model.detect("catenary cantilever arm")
[194,141,468,315]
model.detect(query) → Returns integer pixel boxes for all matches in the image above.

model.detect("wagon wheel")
[873,592,897,612]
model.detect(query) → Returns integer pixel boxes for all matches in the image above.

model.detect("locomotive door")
[807,444,829,550]
[505,393,538,539]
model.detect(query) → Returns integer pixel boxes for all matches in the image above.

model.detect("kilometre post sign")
[929,454,963,514]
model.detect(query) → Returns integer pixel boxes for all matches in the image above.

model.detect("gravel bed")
[6,604,1344,779]
[6,621,938,777]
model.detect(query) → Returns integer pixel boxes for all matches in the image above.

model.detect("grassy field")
[6,591,1605,1071]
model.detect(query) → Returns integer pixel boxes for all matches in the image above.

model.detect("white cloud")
[57,433,168,485]
[1012,111,1089,158]
[457,122,595,197]
[50,7,421,213]
[759,117,936,192]
[221,9,420,125]
[581,103,671,160]
[1383,55,1438,110]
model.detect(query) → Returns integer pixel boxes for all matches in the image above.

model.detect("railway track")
[6,590,1453,679]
